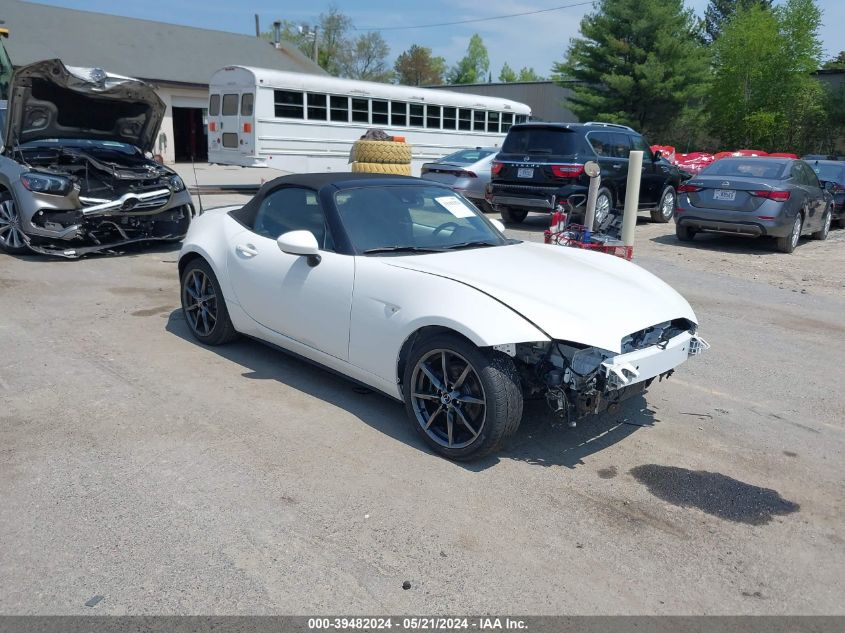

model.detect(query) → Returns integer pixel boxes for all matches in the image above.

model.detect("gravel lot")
[1,199,843,615]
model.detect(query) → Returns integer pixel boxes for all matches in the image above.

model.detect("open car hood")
[3,59,164,152]
[388,241,698,353]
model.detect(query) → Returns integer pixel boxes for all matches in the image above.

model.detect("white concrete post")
[622,150,643,247]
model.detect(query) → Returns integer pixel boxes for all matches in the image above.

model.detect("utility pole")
[254,14,260,38]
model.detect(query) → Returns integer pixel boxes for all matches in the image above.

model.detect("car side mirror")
[277,230,321,267]
[490,218,506,232]
[822,180,835,191]
[653,150,662,161]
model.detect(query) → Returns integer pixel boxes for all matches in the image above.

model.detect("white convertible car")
[179,173,707,460]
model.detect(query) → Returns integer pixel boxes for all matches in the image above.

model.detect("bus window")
[458,109,471,131]
[372,100,388,125]
[443,107,457,130]
[487,111,500,133]
[473,111,486,132]
[501,112,514,132]
[409,104,424,127]
[209,94,221,116]
[241,93,254,116]
[515,114,528,124]
[391,102,407,126]
[222,94,239,116]
[307,93,327,120]
[222,133,238,148]
[274,90,304,118]
[351,98,369,123]
[426,105,441,129]
[330,96,349,122]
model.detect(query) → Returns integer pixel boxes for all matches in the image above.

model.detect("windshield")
[335,185,510,254]
[501,127,578,155]
[438,148,497,165]
[812,163,845,184]
[701,158,787,179]
[21,138,140,155]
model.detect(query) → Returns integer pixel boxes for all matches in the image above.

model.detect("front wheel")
[180,258,239,345]
[0,192,31,255]
[811,208,831,240]
[499,207,528,224]
[403,334,523,461]
[651,186,676,223]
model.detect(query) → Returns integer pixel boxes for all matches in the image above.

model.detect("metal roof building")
[1,0,326,162]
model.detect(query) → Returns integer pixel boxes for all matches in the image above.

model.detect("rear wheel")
[0,192,31,255]
[592,187,613,226]
[675,223,696,242]
[811,208,831,240]
[180,258,239,345]
[499,207,528,224]
[403,334,523,461]
[651,186,676,223]
[776,214,802,253]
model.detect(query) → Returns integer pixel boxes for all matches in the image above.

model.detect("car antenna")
[190,153,204,214]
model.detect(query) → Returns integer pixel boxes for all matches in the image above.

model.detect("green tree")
[499,63,517,82]
[554,0,709,143]
[822,51,845,70]
[343,32,393,82]
[447,34,489,84]
[317,5,353,76]
[261,20,314,60]
[703,0,773,42]
[517,67,543,81]
[707,0,826,153]
[394,45,446,85]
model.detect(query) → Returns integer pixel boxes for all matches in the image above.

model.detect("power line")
[353,1,595,31]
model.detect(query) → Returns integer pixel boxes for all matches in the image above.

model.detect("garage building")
[1,0,325,163]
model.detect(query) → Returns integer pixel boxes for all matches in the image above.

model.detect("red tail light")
[491,161,503,176]
[751,190,790,201]
[551,164,584,178]
[677,183,701,193]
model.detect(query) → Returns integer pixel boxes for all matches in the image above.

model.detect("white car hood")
[387,241,697,353]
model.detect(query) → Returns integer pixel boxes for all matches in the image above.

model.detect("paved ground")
[1,206,843,615]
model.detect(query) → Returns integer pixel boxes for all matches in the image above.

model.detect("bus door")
[218,92,243,156]
[238,92,255,157]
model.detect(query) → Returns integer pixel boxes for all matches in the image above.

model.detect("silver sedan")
[421,147,499,212]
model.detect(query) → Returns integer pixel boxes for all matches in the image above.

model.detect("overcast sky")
[30,0,845,80]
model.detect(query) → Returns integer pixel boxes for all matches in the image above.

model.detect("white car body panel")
[386,241,697,353]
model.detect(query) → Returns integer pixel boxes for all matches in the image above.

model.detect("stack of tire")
[349,139,412,176]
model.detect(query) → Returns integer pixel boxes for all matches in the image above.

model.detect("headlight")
[20,172,73,196]
[168,175,186,192]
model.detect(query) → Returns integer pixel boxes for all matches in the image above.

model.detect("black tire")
[650,185,676,223]
[776,213,803,253]
[0,191,32,255]
[811,208,831,240]
[592,187,613,226]
[180,258,239,345]
[402,333,523,461]
[499,207,528,224]
[675,223,696,242]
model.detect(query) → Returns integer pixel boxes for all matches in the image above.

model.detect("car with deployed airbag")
[178,173,707,461]
[0,59,195,257]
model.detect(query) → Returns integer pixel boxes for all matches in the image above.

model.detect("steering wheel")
[431,221,460,237]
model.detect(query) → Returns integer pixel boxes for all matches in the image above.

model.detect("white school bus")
[207,66,531,175]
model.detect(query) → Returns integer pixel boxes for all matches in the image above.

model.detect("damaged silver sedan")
[0,59,195,257]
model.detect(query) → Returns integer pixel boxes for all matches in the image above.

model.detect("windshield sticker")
[435,196,475,218]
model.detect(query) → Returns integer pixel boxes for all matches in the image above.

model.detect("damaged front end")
[19,145,194,257]
[2,59,195,257]
[509,319,709,426]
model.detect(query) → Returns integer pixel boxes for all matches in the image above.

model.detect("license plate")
[517,168,534,178]
[714,189,736,201]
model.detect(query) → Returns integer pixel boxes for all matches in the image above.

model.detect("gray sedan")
[421,147,498,212]
[674,157,832,253]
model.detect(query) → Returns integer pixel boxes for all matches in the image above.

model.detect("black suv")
[489,122,683,224]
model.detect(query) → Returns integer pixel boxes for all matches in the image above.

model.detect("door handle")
[236,243,258,258]
[612,164,622,169]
